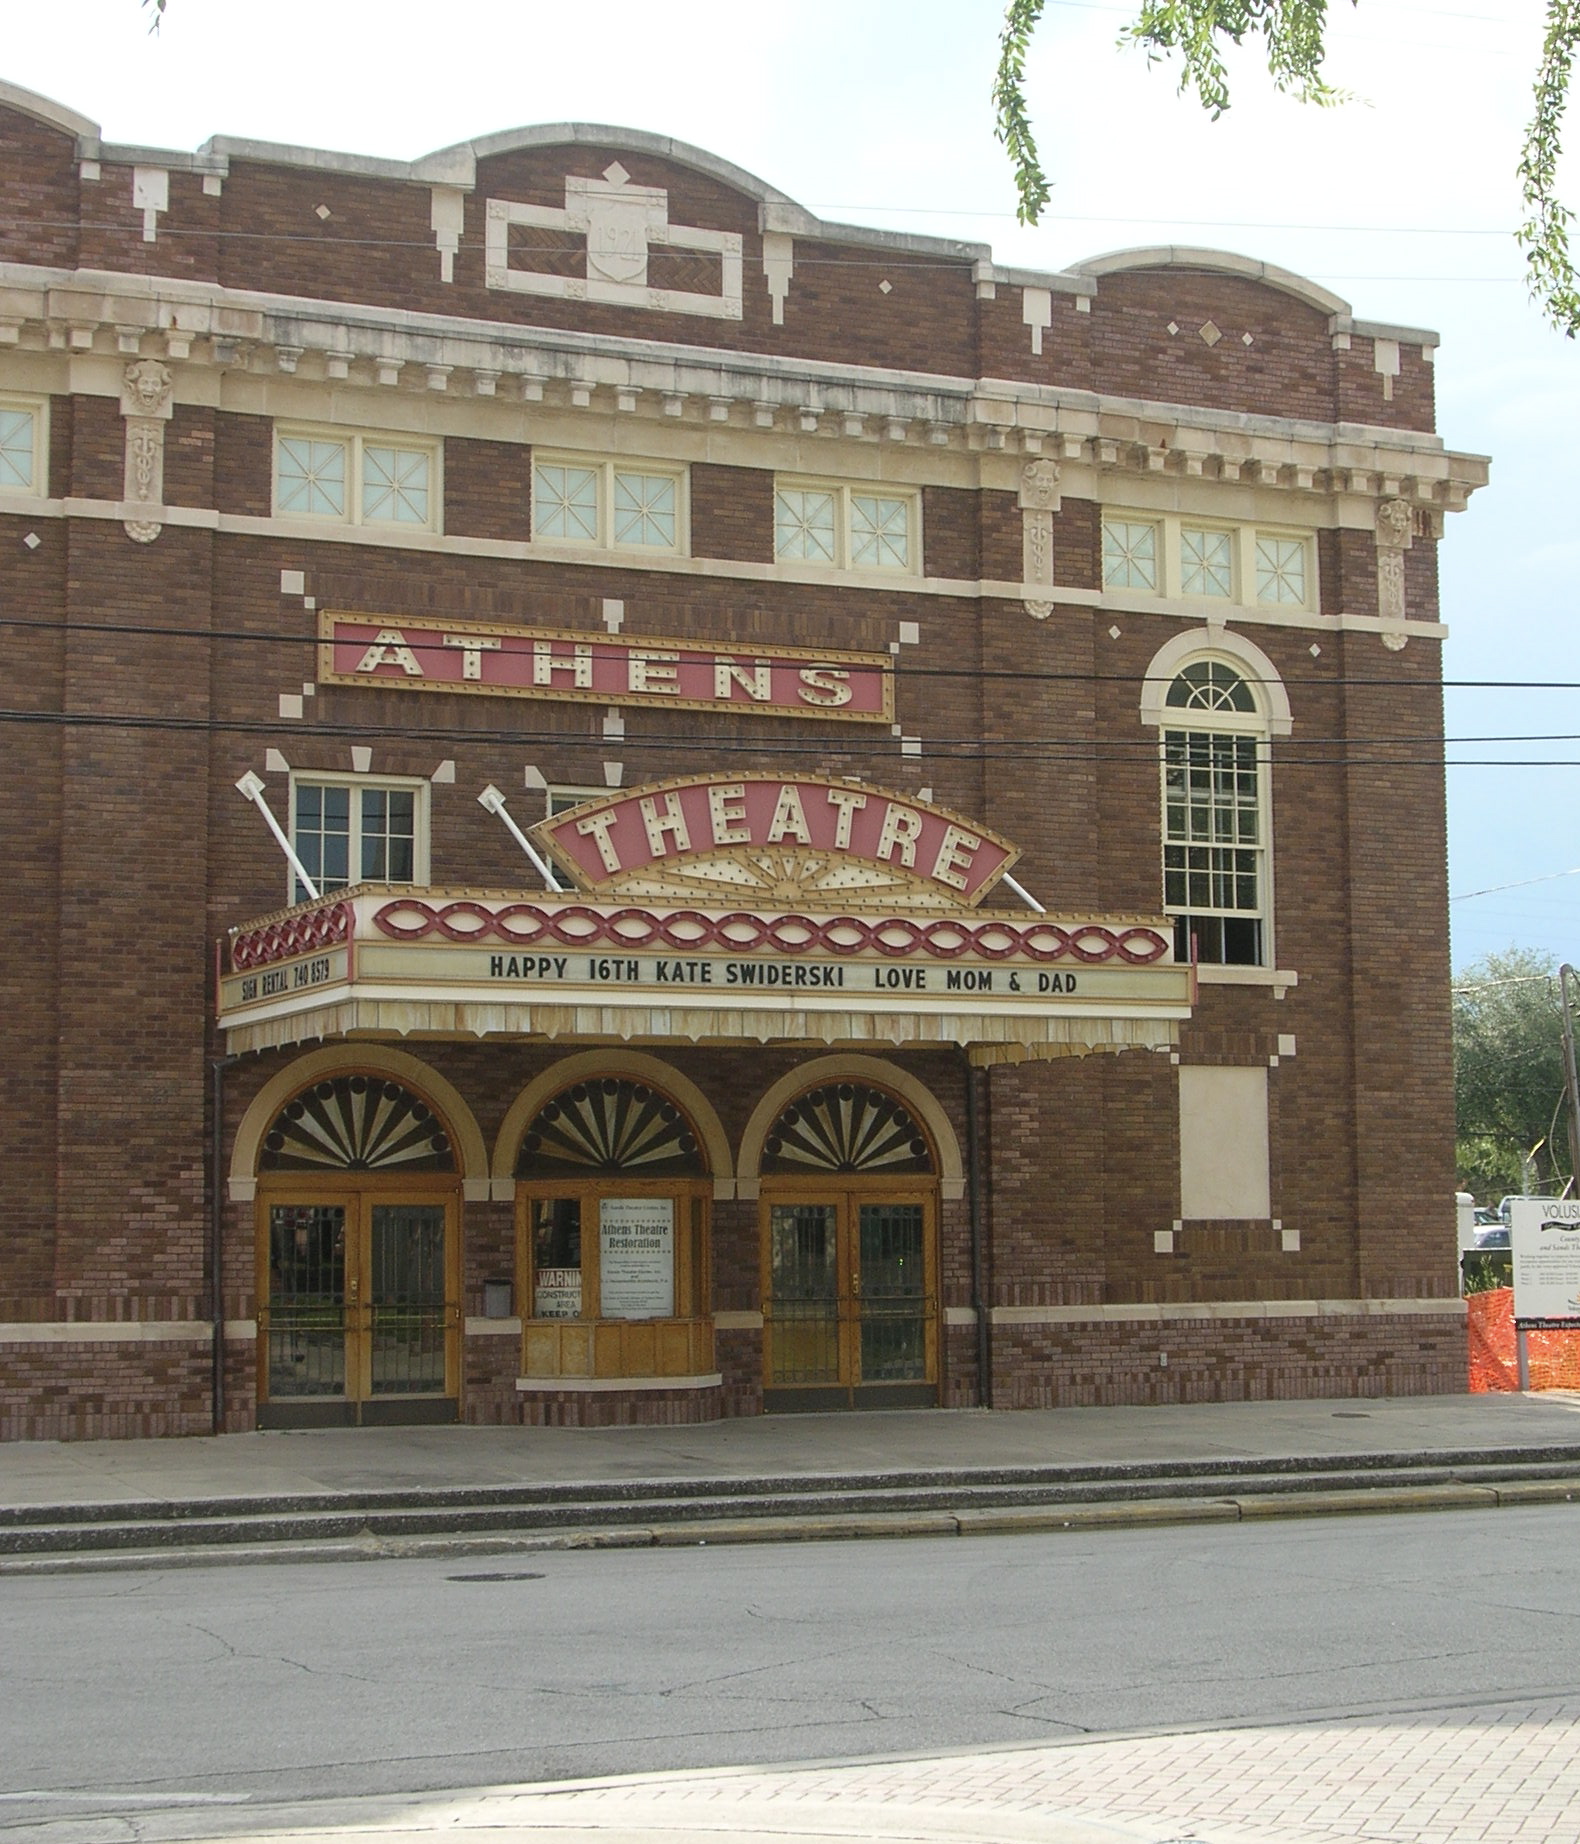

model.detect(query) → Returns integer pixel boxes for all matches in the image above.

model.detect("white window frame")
[273,426,443,533]
[1156,661,1273,970]
[531,453,688,556]
[286,771,431,904]
[0,395,49,498]
[539,785,605,890]
[773,476,921,576]
[1101,510,1316,614]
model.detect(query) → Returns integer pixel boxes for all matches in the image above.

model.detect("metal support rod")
[478,784,559,890]
[1000,872,1046,915]
[965,1055,992,1407]
[1559,965,1580,1186]
[1517,1324,1531,1392]
[234,770,319,900]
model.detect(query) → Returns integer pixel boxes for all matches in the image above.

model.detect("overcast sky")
[6,0,1575,971]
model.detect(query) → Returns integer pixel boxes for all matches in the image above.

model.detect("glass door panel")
[767,1202,840,1385]
[857,1202,927,1383]
[368,1202,448,1395]
[266,1202,347,1398]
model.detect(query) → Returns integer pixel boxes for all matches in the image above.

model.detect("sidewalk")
[28,1694,1580,1844]
[7,1391,1580,1514]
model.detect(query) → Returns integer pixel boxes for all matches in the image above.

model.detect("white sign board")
[533,1265,582,1319]
[599,1197,675,1320]
[1510,1198,1580,1324]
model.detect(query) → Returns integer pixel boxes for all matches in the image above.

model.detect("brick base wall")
[0,1339,214,1441]
[986,1312,1467,1408]
[516,1383,725,1427]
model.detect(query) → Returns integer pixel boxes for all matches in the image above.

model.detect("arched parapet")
[229,1045,488,1202]
[1071,245,1351,321]
[1140,627,1293,737]
[0,79,100,142]
[737,1055,965,1203]
[491,1050,735,1202]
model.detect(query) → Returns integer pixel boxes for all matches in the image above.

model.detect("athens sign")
[317,612,891,724]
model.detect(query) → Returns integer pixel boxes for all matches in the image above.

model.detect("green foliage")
[995,0,1580,338]
[1518,0,1580,336]
[1119,1,1352,118]
[1460,1252,1512,1294]
[1454,949,1574,1202]
[994,0,1052,228]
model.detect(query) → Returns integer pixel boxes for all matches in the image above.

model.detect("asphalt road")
[3,1505,1578,1831]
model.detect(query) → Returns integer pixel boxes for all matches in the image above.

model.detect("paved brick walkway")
[382,1695,1580,1843]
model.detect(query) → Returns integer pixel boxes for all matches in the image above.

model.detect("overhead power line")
[1452,866,1580,901]
[0,615,1563,696]
[2,704,1578,767]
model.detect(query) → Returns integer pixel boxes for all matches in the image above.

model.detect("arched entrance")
[254,1072,463,1427]
[757,1079,940,1410]
[512,1071,715,1381]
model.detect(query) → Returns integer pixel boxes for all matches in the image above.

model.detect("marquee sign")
[533,775,1018,910]
[218,890,1189,1055]
[218,790,1193,1057]
[317,612,892,724]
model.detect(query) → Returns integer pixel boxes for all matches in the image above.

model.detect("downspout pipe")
[964,1053,991,1407]
[210,1054,238,1434]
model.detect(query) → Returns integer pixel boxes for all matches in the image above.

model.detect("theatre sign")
[218,776,1193,1058]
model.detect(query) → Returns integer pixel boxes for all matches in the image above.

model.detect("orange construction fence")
[1466,1287,1580,1392]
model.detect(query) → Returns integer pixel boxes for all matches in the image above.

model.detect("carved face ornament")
[1019,459,1062,511]
[124,359,172,416]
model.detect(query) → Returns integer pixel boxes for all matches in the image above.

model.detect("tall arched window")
[1160,660,1269,966]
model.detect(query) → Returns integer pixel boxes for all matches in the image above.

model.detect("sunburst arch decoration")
[516,1078,705,1178]
[762,1083,934,1175]
[260,1076,455,1172]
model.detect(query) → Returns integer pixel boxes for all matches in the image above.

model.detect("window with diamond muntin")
[0,402,40,493]
[274,427,438,531]
[1102,518,1159,591]
[532,456,685,553]
[1101,513,1315,611]
[774,478,916,573]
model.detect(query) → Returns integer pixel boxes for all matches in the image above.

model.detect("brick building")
[0,80,1489,1439]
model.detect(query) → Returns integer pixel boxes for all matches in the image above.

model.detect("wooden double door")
[761,1185,938,1410]
[257,1180,461,1426]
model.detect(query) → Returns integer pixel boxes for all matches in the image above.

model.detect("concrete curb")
[4,1476,1575,1577]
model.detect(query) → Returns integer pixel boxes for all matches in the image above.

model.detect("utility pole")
[1559,965,1580,1189]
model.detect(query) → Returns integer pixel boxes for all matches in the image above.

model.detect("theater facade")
[0,81,1488,1438]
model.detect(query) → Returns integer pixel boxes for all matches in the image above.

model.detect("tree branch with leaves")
[994,0,1580,338]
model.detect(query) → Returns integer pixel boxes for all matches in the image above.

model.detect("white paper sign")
[1511,1198,1580,1323]
[599,1197,675,1319]
[533,1265,582,1319]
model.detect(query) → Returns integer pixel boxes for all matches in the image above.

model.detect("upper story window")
[539,786,603,891]
[1254,534,1308,606]
[288,774,430,904]
[0,398,46,496]
[1103,512,1314,613]
[532,456,685,554]
[774,479,918,574]
[1101,518,1158,591]
[274,428,441,532]
[1159,661,1269,968]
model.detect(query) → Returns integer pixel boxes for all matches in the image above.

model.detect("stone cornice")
[0,262,1489,512]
